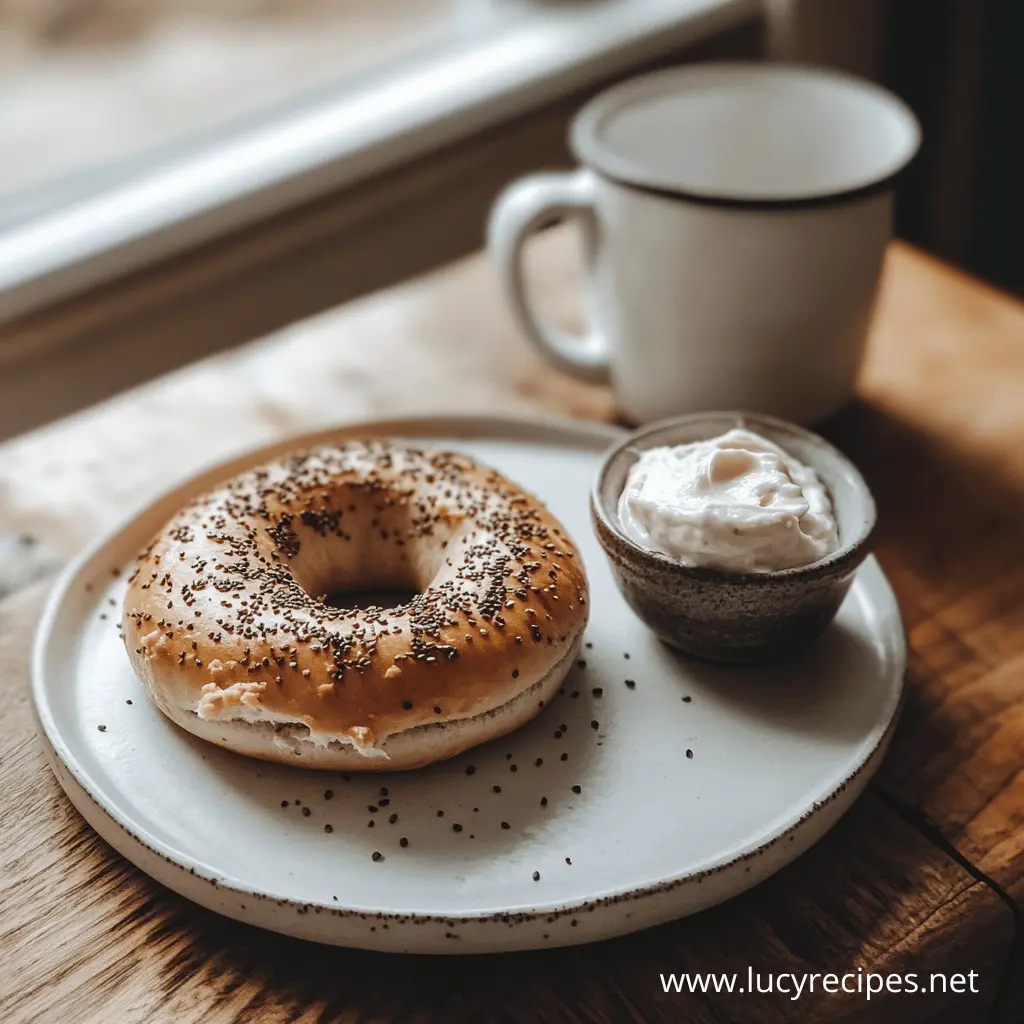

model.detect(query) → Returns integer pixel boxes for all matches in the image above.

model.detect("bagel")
[122,441,588,770]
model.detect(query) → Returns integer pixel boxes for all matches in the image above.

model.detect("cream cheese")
[617,428,839,572]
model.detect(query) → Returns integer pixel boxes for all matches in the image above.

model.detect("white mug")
[488,63,920,425]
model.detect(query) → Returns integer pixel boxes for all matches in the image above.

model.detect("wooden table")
[1,234,1022,1023]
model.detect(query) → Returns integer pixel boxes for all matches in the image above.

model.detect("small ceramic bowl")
[591,412,876,664]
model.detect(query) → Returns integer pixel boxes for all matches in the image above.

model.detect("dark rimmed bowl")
[591,412,876,664]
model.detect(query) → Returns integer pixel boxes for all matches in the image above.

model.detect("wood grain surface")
[1,235,1022,1022]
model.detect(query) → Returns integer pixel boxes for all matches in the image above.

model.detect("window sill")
[0,0,760,439]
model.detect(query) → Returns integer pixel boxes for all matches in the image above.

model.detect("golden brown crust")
[122,442,588,767]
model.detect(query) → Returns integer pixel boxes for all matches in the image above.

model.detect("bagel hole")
[324,586,419,612]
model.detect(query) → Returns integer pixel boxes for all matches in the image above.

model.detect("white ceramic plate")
[33,415,905,953]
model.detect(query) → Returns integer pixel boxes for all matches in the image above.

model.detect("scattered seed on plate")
[301,807,311,817]
[501,821,510,830]
[452,823,463,833]
[324,824,333,833]
[565,857,572,865]
[324,789,333,800]
[535,758,543,767]
[682,696,692,703]
[492,785,501,794]
[97,725,106,732]
[281,801,289,807]
[466,765,476,776]
[372,851,384,862]
[592,688,603,697]
[389,813,398,824]
[532,871,540,882]
[540,797,548,807]
[400,837,409,848]
[560,753,568,761]
[686,749,694,759]
[590,720,599,730]
[624,679,636,689]
[571,785,582,794]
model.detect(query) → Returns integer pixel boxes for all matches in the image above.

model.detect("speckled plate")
[32,415,905,953]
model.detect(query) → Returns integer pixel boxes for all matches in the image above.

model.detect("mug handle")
[488,169,611,384]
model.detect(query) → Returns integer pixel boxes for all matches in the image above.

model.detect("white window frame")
[0,0,760,439]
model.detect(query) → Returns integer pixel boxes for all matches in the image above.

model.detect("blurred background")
[0,0,461,202]
[0,0,1019,438]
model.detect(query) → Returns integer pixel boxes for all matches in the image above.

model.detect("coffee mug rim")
[586,167,902,212]
[570,62,922,209]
